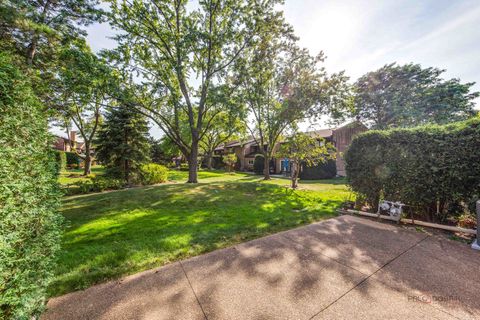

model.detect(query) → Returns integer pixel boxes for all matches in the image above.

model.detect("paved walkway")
[43,215,480,320]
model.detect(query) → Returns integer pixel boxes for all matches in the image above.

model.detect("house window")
[248,160,254,165]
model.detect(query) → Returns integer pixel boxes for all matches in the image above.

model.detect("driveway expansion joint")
[307,234,431,320]
[179,261,209,320]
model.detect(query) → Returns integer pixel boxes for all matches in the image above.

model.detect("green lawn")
[50,171,352,296]
[58,165,106,185]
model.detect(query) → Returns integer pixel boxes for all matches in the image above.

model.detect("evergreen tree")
[96,105,151,184]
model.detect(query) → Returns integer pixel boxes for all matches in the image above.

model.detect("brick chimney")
[70,131,76,142]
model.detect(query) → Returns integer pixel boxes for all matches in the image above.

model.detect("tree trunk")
[206,153,213,170]
[187,143,199,183]
[83,143,92,175]
[84,156,92,176]
[291,162,299,189]
[26,39,37,65]
[263,154,271,180]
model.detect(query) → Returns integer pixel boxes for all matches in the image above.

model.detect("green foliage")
[211,156,225,169]
[53,150,67,173]
[96,105,151,184]
[0,53,62,319]
[57,41,115,175]
[278,133,336,188]
[140,164,168,185]
[300,160,337,180]
[345,117,480,222]
[72,176,124,195]
[65,151,80,168]
[253,155,265,175]
[222,154,237,172]
[354,63,479,129]
[234,17,350,179]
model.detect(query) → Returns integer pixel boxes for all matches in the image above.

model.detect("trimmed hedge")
[0,53,62,318]
[53,150,67,173]
[345,117,480,222]
[253,154,264,174]
[70,176,124,195]
[140,163,168,185]
[299,159,337,180]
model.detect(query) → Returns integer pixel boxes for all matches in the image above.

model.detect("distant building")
[53,131,78,152]
[214,121,367,176]
[52,131,95,161]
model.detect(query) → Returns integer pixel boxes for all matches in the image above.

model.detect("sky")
[72,0,480,139]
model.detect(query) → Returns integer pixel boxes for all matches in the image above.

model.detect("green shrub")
[299,159,337,180]
[253,155,265,174]
[65,151,80,168]
[345,117,480,222]
[0,53,62,319]
[73,176,124,194]
[179,163,189,171]
[212,155,225,169]
[53,150,67,173]
[140,163,168,185]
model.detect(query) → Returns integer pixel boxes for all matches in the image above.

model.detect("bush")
[223,153,237,172]
[53,150,67,173]
[179,163,189,171]
[70,176,124,195]
[65,151,80,168]
[299,159,337,180]
[141,163,168,185]
[253,155,265,174]
[211,155,225,169]
[345,117,480,222]
[0,53,62,319]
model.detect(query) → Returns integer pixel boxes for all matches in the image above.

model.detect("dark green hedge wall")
[345,117,480,222]
[253,155,264,174]
[53,150,67,173]
[0,53,62,319]
[299,159,337,180]
[65,151,80,168]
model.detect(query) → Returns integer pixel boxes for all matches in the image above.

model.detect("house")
[53,131,78,152]
[53,131,96,166]
[214,121,367,176]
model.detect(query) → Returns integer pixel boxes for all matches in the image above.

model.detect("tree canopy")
[353,63,479,129]
[56,41,115,174]
[234,17,350,179]
[105,0,284,182]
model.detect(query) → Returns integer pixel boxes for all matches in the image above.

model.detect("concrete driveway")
[43,215,480,320]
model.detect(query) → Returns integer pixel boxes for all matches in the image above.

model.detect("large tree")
[0,0,103,65]
[235,24,350,179]
[354,63,479,129]
[96,105,151,185]
[106,0,283,183]
[57,41,114,175]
